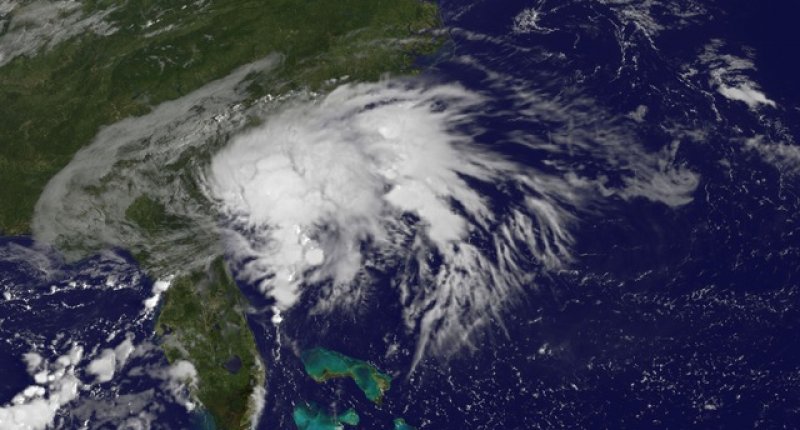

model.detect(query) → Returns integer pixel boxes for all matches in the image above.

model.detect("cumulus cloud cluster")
[209,83,518,303]
[0,345,83,430]
[205,79,699,365]
[0,337,202,429]
[699,40,777,110]
[85,336,135,384]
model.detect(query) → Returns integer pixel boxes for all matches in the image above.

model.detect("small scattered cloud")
[700,40,777,110]
[512,6,553,34]
[745,136,800,175]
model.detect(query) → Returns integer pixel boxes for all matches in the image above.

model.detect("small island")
[293,402,360,430]
[393,418,417,430]
[301,347,392,403]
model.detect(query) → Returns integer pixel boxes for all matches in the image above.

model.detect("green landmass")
[394,418,417,430]
[0,0,443,234]
[339,409,360,426]
[301,347,392,404]
[156,259,263,430]
[293,403,360,430]
[125,195,186,234]
[1,0,443,425]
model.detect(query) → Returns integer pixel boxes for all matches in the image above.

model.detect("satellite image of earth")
[1,0,799,429]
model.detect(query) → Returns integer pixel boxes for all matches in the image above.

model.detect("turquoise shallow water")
[292,403,359,430]
[301,347,392,403]
[192,410,217,430]
[393,418,416,430]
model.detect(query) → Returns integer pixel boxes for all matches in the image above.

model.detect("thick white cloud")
[207,82,510,309]
[207,82,568,364]
[143,276,174,310]
[167,360,198,383]
[718,84,776,109]
[114,337,135,368]
[206,79,699,365]
[700,40,778,110]
[167,360,199,411]
[86,349,116,383]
